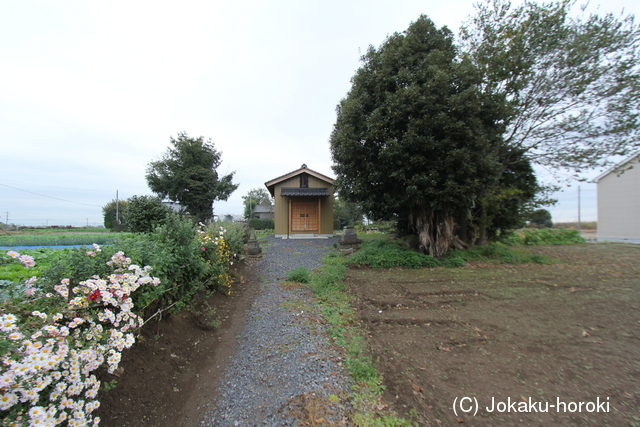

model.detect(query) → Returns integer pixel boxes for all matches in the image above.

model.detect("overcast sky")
[1,0,636,227]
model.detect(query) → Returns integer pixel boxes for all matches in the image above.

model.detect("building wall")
[597,158,640,242]
[272,175,334,236]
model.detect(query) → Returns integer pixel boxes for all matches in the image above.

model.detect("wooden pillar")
[288,198,292,238]
[317,197,322,236]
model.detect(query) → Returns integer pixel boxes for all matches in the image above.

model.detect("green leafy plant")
[286,266,311,284]
[348,240,441,269]
[522,228,586,245]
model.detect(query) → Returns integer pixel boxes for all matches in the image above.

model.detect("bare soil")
[347,244,640,425]
[95,258,261,427]
[92,244,640,426]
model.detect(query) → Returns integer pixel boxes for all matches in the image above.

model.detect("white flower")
[0,392,18,410]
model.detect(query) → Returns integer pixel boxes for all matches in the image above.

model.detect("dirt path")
[96,237,352,426]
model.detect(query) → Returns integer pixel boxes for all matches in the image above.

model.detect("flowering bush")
[0,248,160,427]
[197,223,239,294]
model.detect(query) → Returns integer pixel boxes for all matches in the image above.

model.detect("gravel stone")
[201,236,353,426]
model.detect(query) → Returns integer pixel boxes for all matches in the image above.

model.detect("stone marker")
[247,228,262,256]
[339,226,362,254]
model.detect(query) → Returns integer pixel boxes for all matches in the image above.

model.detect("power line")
[0,183,102,208]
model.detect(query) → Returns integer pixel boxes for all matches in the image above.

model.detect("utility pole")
[577,185,582,234]
[116,190,119,223]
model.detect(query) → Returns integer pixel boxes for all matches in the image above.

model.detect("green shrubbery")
[0,217,248,425]
[347,237,557,269]
[498,228,585,246]
[247,218,274,230]
[348,239,467,269]
[0,233,119,247]
[448,242,553,265]
[286,266,311,283]
[521,228,586,245]
[9,217,248,317]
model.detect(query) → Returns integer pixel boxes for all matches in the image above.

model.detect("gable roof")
[265,164,334,196]
[254,204,274,213]
[593,151,640,183]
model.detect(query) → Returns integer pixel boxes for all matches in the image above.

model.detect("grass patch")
[448,242,555,265]
[500,228,586,246]
[0,232,122,247]
[307,250,416,426]
[285,266,311,283]
[347,237,553,269]
[255,229,274,239]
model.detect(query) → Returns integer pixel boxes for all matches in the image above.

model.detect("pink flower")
[201,247,206,251]
[24,287,36,296]
[6,250,19,258]
[18,255,35,268]
[86,251,97,257]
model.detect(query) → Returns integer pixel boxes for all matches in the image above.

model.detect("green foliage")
[497,232,526,246]
[528,209,553,228]
[309,252,349,299]
[286,266,311,283]
[242,188,272,219]
[0,233,118,247]
[330,15,513,258]
[522,228,586,245]
[247,218,274,230]
[146,132,239,223]
[348,240,441,269]
[213,220,247,258]
[307,251,414,426]
[102,198,129,230]
[450,242,553,265]
[333,198,364,229]
[125,195,172,233]
[461,0,640,173]
[40,245,119,290]
[347,235,555,268]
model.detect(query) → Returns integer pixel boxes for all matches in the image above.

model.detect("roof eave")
[592,151,640,183]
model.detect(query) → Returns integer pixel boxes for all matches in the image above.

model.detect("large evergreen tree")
[330,16,511,258]
[146,132,238,223]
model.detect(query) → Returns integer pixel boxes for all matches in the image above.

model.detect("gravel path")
[201,236,353,426]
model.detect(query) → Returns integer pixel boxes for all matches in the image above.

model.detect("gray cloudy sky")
[1,0,636,227]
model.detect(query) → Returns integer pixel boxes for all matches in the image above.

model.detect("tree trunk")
[409,208,456,259]
[477,203,488,246]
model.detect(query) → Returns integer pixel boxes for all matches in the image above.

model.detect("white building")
[594,152,640,243]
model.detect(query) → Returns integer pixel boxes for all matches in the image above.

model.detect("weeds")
[347,239,553,269]
[307,251,415,426]
[286,266,311,283]
[521,228,586,245]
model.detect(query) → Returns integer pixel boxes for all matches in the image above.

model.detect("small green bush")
[348,240,440,269]
[452,242,553,265]
[125,195,173,233]
[286,266,311,283]
[522,228,585,245]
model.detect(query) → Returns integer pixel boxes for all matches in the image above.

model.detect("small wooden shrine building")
[264,164,334,238]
